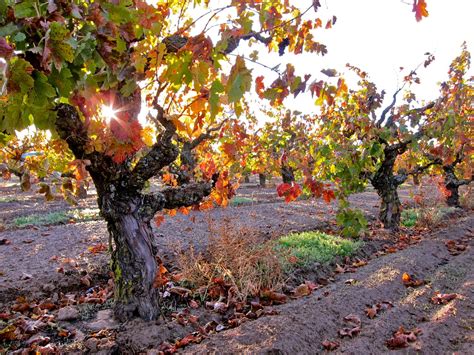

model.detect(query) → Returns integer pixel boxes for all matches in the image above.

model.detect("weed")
[13,211,70,227]
[277,231,361,266]
[12,208,100,227]
[401,209,419,228]
[229,196,254,206]
[460,185,473,209]
[70,208,100,220]
[176,221,285,301]
[0,197,19,203]
[401,206,458,228]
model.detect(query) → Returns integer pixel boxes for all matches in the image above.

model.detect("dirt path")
[185,214,474,354]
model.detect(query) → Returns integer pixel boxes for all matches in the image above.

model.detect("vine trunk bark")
[281,165,295,184]
[95,182,161,321]
[376,185,401,229]
[371,145,405,230]
[259,173,266,188]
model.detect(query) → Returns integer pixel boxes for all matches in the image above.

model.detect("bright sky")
[236,0,473,114]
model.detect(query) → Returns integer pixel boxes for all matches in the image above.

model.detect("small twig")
[227,53,281,74]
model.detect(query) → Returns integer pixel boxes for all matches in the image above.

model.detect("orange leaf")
[255,76,265,99]
[412,0,429,22]
[402,273,425,287]
[291,284,311,298]
[260,290,288,304]
[365,305,378,319]
[154,214,165,226]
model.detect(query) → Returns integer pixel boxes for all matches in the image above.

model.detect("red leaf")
[412,0,429,22]
[386,326,421,349]
[322,189,336,203]
[277,182,291,197]
[255,76,265,99]
[0,37,13,59]
[322,339,339,350]
[277,183,302,203]
[430,292,458,305]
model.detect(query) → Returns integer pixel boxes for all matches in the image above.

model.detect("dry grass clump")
[460,185,474,209]
[176,220,285,301]
[401,206,459,229]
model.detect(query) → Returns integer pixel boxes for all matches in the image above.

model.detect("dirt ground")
[186,214,474,354]
[0,179,415,302]
[1,178,472,353]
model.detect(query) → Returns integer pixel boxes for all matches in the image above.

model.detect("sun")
[101,104,118,123]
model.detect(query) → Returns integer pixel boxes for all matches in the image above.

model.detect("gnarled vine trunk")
[442,165,471,208]
[259,173,266,187]
[281,165,295,184]
[371,145,407,230]
[375,185,402,229]
[55,103,212,321]
[99,191,160,320]
[445,183,460,207]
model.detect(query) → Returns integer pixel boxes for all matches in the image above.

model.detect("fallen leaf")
[305,280,318,291]
[338,326,361,338]
[430,292,458,305]
[317,277,329,286]
[0,324,17,341]
[322,339,340,350]
[343,314,361,326]
[386,326,421,349]
[88,243,107,254]
[335,263,345,273]
[57,329,71,337]
[402,273,425,287]
[175,333,201,348]
[338,314,361,338]
[260,290,288,304]
[352,259,367,267]
[0,239,11,245]
[291,284,311,298]
[445,239,468,255]
[365,305,378,319]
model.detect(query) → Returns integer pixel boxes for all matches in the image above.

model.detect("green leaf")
[49,22,69,41]
[166,52,193,90]
[48,67,73,98]
[209,79,224,118]
[31,107,56,130]
[13,32,26,42]
[0,93,31,133]
[13,2,36,19]
[9,58,34,93]
[33,72,56,101]
[120,79,138,97]
[116,36,126,53]
[53,41,74,63]
[0,23,18,37]
[226,56,252,103]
